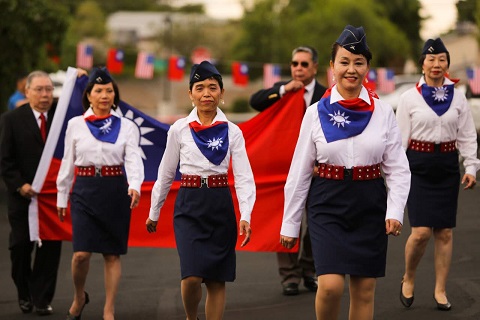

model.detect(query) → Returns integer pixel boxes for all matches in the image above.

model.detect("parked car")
[378,82,415,111]
[49,70,67,99]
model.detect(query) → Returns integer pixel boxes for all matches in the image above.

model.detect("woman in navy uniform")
[280,25,411,319]
[57,67,144,320]
[146,61,255,320]
[396,38,479,311]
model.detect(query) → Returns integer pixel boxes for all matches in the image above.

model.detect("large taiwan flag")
[28,68,304,252]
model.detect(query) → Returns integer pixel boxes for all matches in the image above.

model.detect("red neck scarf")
[321,87,375,112]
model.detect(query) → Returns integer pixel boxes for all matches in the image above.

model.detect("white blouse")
[148,107,256,223]
[281,85,411,238]
[396,77,480,176]
[57,108,144,207]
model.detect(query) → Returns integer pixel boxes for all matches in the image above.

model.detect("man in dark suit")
[0,70,61,316]
[250,46,327,296]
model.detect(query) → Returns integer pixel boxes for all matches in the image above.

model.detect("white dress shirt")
[57,108,144,208]
[396,77,480,176]
[31,109,47,129]
[281,85,411,238]
[149,107,256,223]
[280,78,316,107]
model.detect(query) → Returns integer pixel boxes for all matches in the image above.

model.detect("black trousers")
[10,240,62,308]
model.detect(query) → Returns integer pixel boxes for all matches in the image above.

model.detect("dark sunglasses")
[291,61,309,68]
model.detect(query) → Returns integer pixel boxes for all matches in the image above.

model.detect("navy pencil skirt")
[406,149,460,228]
[70,176,131,255]
[307,176,388,278]
[174,186,237,282]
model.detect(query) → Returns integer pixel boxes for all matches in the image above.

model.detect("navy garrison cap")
[189,61,222,85]
[335,25,369,55]
[421,38,449,55]
[88,67,113,85]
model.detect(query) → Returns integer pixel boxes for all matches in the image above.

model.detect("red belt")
[180,174,229,188]
[408,139,456,153]
[316,163,382,181]
[76,165,123,177]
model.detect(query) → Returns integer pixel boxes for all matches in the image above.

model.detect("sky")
[176,0,458,40]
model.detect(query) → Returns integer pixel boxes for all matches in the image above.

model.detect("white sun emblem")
[99,118,112,134]
[431,87,449,102]
[116,108,155,160]
[207,137,223,150]
[328,110,351,128]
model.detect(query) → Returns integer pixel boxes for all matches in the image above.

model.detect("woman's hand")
[280,235,297,249]
[57,207,67,222]
[128,189,140,209]
[386,219,403,236]
[462,173,476,190]
[239,220,251,247]
[146,218,157,233]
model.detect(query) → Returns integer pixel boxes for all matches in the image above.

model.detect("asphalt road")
[0,179,479,320]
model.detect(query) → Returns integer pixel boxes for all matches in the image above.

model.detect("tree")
[232,0,412,79]
[59,0,106,70]
[457,0,477,23]
[70,1,106,38]
[374,0,422,60]
[0,0,69,112]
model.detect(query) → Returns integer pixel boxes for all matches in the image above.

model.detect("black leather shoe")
[36,305,53,316]
[400,279,414,308]
[303,276,318,292]
[434,295,452,311]
[282,283,299,296]
[19,299,33,313]
[66,291,89,320]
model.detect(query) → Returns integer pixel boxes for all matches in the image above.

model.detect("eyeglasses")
[31,86,54,94]
[291,61,310,68]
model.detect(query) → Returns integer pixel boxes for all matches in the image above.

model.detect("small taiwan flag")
[232,61,249,86]
[364,69,377,92]
[107,48,124,74]
[168,55,186,81]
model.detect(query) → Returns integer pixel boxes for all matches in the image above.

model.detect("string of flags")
[75,43,397,93]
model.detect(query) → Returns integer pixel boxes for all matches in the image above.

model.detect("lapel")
[311,81,326,105]
[21,104,45,144]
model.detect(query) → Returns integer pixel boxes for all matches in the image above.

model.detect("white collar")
[330,85,371,105]
[187,107,228,124]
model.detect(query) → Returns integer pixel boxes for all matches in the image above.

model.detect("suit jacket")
[249,80,327,112]
[0,103,56,246]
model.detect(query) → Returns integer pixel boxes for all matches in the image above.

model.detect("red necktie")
[39,113,47,142]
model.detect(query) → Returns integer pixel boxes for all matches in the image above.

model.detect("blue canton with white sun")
[328,110,351,128]
[431,86,449,102]
[207,137,223,150]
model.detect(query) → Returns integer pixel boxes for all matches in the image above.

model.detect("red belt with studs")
[316,163,382,181]
[180,174,229,188]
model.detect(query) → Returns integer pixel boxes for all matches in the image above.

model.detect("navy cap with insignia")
[189,61,222,85]
[88,67,113,85]
[335,25,369,55]
[421,38,449,55]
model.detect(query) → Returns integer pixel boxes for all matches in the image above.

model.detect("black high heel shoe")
[400,278,414,308]
[66,292,89,320]
[434,295,452,311]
